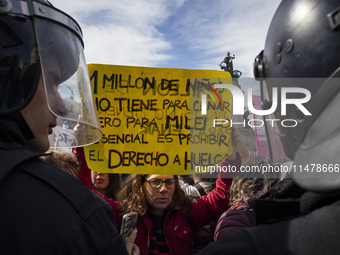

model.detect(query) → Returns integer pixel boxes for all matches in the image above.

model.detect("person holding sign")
[75,129,243,255]
[115,129,243,255]
[0,0,127,254]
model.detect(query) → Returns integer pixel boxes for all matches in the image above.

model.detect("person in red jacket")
[74,130,243,255]
[116,154,240,255]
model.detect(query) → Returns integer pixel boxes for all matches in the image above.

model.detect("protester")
[116,160,240,255]
[74,147,122,224]
[197,0,340,254]
[91,171,121,199]
[75,129,242,255]
[214,156,278,241]
[178,175,201,202]
[0,0,127,254]
[175,129,249,252]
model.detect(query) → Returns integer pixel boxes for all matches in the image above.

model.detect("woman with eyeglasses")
[74,129,243,255]
[115,130,245,255]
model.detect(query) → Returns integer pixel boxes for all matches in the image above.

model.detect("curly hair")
[228,156,278,206]
[41,149,79,179]
[117,174,192,216]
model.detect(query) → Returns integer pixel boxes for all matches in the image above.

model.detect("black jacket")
[197,178,340,255]
[0,119,127,254]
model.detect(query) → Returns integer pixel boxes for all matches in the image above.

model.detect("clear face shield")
[32,5,102,148]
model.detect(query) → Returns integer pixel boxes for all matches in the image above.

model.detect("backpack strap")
[194,183,207,196]
[232,201,256,226]
[240,208,256,226]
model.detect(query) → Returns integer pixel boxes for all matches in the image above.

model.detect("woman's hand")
[126,229,140,255]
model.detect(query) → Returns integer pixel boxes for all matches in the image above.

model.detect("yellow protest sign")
[85,64,233,175]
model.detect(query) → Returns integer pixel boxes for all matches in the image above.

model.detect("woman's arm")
[72,147,93,189]
[188,128,245,233]
[189,152,241,233]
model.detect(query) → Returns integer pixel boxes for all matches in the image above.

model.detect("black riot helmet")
[253,0,340,192]
[0,0,102,147]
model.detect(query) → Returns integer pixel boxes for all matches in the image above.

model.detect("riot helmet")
[253,0,340,192]
[0,0,102,147]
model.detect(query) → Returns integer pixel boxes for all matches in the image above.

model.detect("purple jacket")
[214,201,255,241]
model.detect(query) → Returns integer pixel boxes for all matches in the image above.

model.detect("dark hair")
[104,173,121,200]
[117,174,192,216]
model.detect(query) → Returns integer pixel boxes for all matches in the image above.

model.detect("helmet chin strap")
[293,88,340,193]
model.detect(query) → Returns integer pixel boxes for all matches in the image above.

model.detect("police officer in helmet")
[0,0,127,254]
[197,0,340,254]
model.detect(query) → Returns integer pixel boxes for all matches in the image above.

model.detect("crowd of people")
[42,129,253,255]
[1,0,340,254]
[71,128,243,255]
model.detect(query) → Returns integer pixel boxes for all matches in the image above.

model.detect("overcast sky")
[52,0,281,78]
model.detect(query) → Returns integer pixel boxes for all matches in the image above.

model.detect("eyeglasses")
[144,178,176,189]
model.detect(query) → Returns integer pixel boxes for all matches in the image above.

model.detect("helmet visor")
[35,19,102,148]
